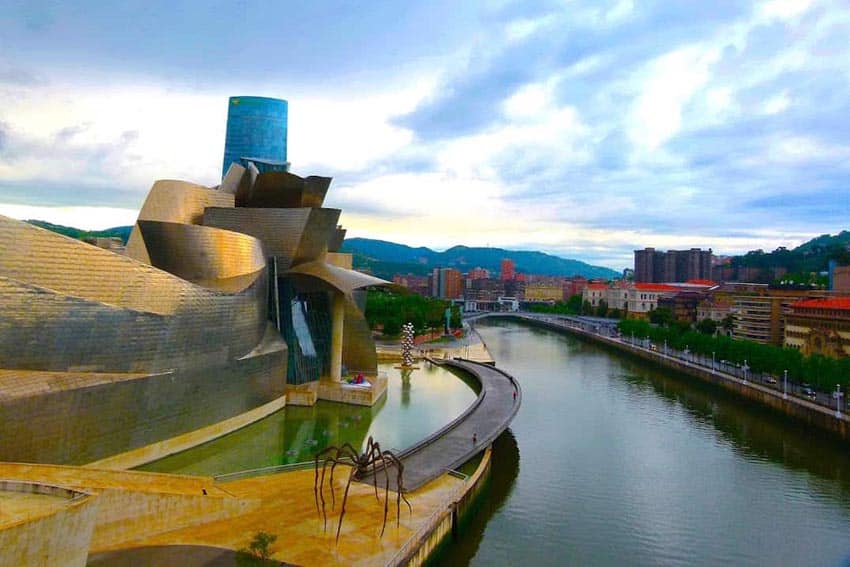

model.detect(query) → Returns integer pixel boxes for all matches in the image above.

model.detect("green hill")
[26,220,133,244]
[733,231,850,274]
[341,238,619,280]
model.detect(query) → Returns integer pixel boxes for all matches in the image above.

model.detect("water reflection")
[401,368,412,407]
[618,358,850,492]
[140,363,477,476]
[444,319,850,567]
[427,429,520,566]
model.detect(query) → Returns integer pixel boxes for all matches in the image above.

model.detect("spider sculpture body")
[313,436,412,541]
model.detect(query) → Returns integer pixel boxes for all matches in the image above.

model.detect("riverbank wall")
[495,314,850,442]
[389,446,492,567]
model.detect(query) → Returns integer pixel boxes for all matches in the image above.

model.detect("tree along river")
[433,318,850,566]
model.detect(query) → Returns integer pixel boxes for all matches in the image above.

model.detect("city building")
[657,292,704,323]
[832,265,850,293]
[583,283,608,307]
[708,284,831,345]
[393,273,430,296]
[525,282,563,302]
[468,267,490,279]
[784,297,850,357]
[430,267,462,299]
[563,276,588,300]
[465,278,506,302]
[607,280,631,312]
[697,297,734,325]
[222,96,289,177]
[500,258,515,281]
[627,283,678,318]
[634,247,713,283]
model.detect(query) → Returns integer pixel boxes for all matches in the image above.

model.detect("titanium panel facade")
[126,180,235,265]
[203,207,341,270]
[0,100,389,463]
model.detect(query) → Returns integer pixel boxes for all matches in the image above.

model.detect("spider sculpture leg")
[376,447,392,537]
[336,466,357,543]
[366,439,382,502]
[314,445,359,531]
[314,447,339,529]
[328,444,359,511]
[384,452,413,523]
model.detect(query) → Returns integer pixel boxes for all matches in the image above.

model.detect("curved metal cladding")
[0,213,286,464]
[0,216,268,373]
[126,180,235,264]
[238,170,331,209]
[302,176,332,208]
[285,260,387,294]
[222,96,288,179]
[203,207,341,270]
[137,220,266,293]
[342,295,378,374]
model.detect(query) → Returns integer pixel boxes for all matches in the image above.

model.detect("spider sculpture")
[313,436,412,542]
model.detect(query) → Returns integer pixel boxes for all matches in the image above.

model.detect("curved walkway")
[361,358,521,492]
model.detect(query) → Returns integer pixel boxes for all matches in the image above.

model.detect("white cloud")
[289,83,431,173]
[604,0,635,25]
[505,15,556,42]
[0,82,225,192]
[762,91,791,114]
[770,135,848,163]
[0,203,139,230]
[628,45,721,153]
[760,0,814,21]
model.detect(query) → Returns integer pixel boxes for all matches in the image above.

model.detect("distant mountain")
[26,220,133,244]
[22,221,621,280]
[341,238,620,280]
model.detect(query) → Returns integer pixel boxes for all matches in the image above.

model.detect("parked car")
[801,386,817,400]
[764,376,777,385]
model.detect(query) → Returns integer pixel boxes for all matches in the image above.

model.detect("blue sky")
[1,0,848,269]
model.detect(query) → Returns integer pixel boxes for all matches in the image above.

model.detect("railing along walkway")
[359,358,521,492]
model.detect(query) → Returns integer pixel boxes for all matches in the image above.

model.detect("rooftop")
[634,283,678,292]
[792,297,850,311]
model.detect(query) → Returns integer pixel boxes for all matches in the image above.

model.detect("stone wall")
[0,483,97,567]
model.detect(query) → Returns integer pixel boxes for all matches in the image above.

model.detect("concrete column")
[328,292,345,382]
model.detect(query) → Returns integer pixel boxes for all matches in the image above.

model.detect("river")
[437,318,850,566]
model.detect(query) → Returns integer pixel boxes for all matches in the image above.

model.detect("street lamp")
[783,369,788,400]
[663,339,668,356]
[834,384,843,418]
[742,359,749,383]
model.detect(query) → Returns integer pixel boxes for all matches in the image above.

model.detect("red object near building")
[500,258,515,281]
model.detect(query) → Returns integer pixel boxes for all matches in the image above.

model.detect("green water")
[139,363,477,476]
[440,319,850,566]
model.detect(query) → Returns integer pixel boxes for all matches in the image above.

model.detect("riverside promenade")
[361,358,521,492]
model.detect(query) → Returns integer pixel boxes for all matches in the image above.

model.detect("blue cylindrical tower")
[222,96,288,178]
